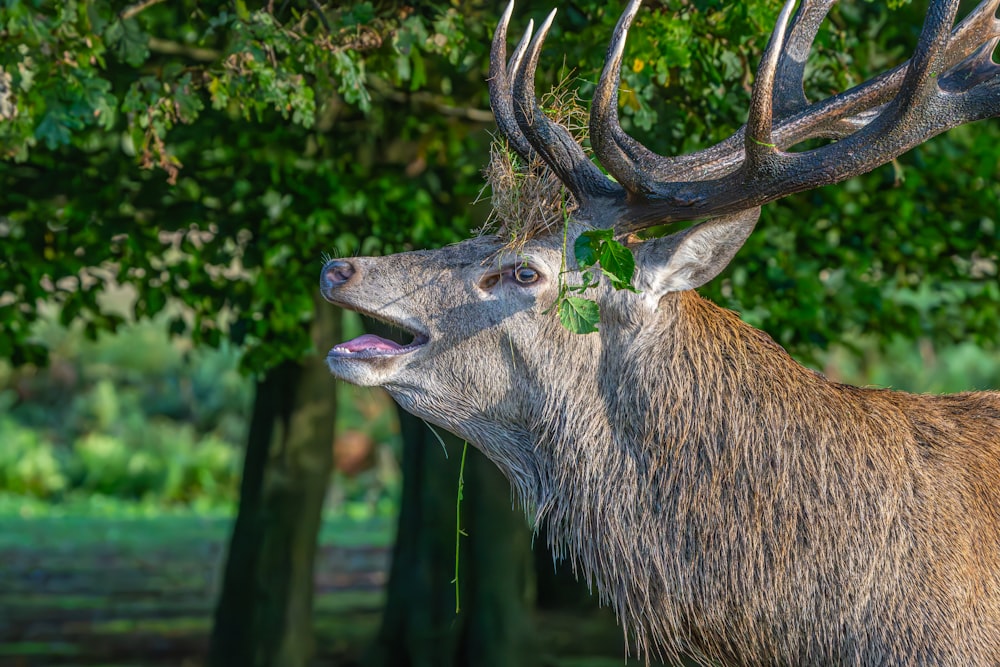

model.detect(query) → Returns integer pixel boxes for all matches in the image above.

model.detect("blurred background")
[1,1,998,666]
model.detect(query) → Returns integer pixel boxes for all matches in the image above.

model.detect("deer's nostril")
[321,259,356,293]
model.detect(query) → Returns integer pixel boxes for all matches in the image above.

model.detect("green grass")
[0,508,230,551]
[0,492,395,546]
[87,617,211,635]
[313,589,384,614]
[0,505,392,666]
[0,500,692,667]
[0,642,81,656]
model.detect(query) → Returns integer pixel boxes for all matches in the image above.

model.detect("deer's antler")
[489,4,622,206]
[490,0,1000,232]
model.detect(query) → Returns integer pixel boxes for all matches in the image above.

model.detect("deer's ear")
[633,208,761,300]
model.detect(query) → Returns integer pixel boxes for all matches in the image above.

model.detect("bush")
[72,432,154,498]
[161,434,239,504]
[823,337,1000,394]
[69,421,240,504]
[0,310,249,508]
[0,411,68,498]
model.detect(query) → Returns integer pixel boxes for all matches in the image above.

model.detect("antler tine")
[744,0,798,171]
[509,19,535,79]
[489,0,535,163]
[936,0,1000,123]
[879,0,1000,123]
[939,36,1000,125]
[590,0,648,195]
[958,0,1000,51]
[884,0,961,123]
[771,0,837,119]
[510,8,623,209]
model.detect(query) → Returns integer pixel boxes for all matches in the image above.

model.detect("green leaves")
[341,2,375,27]
[558,297,600,335]
[554,229,639,334]
[331,50,371,111]
[2,0,469,172]
[575,229,637,291]
[572,231,600,267]
[104,19,149,67]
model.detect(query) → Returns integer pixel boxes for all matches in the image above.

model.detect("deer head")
[321,0,1000,661]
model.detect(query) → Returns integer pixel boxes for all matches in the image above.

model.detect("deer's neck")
[532,291,905,660]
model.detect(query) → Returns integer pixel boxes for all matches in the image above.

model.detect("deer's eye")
[514,266,539,284]
[478,264,542,293]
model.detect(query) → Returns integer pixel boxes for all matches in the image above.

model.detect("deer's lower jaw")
[328,332,428,359]
[325,326,430,385]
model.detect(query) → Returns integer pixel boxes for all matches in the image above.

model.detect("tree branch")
[376,87,494,123]
[307,0,332,34]
[119,0,167,21]
[147,37,221,62]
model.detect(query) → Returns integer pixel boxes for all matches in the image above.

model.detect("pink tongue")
[339,334,404,352]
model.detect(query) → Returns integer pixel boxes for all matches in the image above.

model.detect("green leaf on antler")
[573,230,605,268]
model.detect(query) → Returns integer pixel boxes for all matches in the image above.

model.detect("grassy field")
[0,502,393,667]
[0,501,647,667]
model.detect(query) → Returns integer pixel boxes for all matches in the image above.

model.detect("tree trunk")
[208,300,340,667]
[460,443,537,665]
[364,323,536,667]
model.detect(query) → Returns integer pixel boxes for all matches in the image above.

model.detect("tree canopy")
[2,0,491,370]
[2,0,998,372]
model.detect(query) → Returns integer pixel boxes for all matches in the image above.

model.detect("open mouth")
[328,319,429,360]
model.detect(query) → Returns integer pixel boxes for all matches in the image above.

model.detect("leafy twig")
[552,224,639,334]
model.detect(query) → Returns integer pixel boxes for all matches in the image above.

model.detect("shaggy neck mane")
[528,291,934,663]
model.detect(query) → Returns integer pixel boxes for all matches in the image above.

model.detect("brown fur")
[321,232,1000,665]
[543,291,1000,664]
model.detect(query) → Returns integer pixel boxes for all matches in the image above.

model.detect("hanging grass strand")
[451,441,469,614]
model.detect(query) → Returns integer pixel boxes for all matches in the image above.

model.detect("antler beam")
[490,0,1000,233]
[612,0,1000,231]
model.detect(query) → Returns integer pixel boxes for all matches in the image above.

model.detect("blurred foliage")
[0,0,996,372]
[0,413,67,497]
[0,307,403,512]
[825,335,1000,394]
[0,309,249,503]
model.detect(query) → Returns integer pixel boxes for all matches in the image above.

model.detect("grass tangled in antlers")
[480,76,590,250]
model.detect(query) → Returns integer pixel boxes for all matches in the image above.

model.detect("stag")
[321,0,1000,663]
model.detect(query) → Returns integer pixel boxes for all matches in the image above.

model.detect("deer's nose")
[320,259,356,298]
